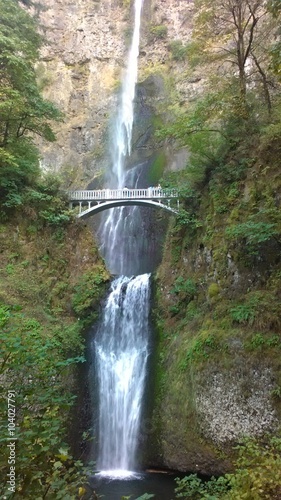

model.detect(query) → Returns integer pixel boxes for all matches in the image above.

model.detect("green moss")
[147,151,166,185]
[208,282,220,298]
[72,267,109,323]
[0,214,109,497]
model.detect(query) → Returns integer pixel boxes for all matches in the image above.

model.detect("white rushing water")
[92,0,150,476]
[94,274,150,473]
[98,0,144,276]
[112,0,144,188]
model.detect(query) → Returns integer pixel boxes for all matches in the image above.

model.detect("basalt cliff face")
[37,0,194,187]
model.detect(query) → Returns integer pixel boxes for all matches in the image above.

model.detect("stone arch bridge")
[68,188,180,218]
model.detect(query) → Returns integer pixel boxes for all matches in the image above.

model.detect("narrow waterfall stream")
[91,0,150,478]
[98,0,145,277]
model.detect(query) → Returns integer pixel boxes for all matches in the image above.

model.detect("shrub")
[174,437,281,500]
[226,221,279,248]
[230,302,257,325]
[171,277,197,299]
[72,268,109,319]
[208,283,220,298]
[168,40,188,61]
[150,25,168,40]
[175,473,229,498]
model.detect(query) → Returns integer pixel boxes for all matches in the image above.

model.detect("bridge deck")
[67,188,180,217]
[68,188,178,201]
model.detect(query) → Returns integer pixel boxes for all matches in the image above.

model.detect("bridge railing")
[68,188,178,201]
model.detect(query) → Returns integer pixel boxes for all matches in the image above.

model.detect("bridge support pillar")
[88,201,91,210]
[79,202,82,213]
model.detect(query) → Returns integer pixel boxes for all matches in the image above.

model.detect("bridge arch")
[75,199,178,218]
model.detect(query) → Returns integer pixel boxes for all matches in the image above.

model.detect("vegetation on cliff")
[0,0,62,217]
[174,436,281,499]
[149,0,281,495]
[0,2,110,498]
[0,214,109,498]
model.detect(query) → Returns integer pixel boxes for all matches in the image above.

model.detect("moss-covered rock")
[0,214,109,496]
[148,143,281,475]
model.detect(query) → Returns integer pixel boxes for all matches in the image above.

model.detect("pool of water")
[89,471,178,500]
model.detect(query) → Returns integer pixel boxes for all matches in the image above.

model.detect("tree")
[0,0,62,211]
[267,0,281,79]
[267,0,281,17]
[193,0,278,112]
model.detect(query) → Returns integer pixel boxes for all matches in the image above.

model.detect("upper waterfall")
[111,0,144,188]
[98,0,144,275]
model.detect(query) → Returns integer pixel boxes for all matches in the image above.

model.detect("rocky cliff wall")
[147,149,281,475]
[36,0,195,187]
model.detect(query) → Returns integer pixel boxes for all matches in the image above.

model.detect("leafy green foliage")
[171,277,197,298]
[229,293,265,326]
[175,473,229,499]
[225,207,281,261]
[230,291,281,330]
[149,25,168,40]
[72,268,109,322]
[224,437,281,500]
[267,0,281,17]
[173,209,202,233]
[245,332,280,350]
[267,0,281,77]
[174,437,281,499]
[135,495,155,499]
[193,0,277,110]
[179,333,222,370]
[169,277,197,317]
[226,220,279,248]
[156,91,225,145]
[156,0,281,199]
[0,303,89,498]
[3,171,73,229]
[230,304,257,325]
[168,40,189,61]
[0,0,62,213]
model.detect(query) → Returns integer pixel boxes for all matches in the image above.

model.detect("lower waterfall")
[91,273,151,474]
